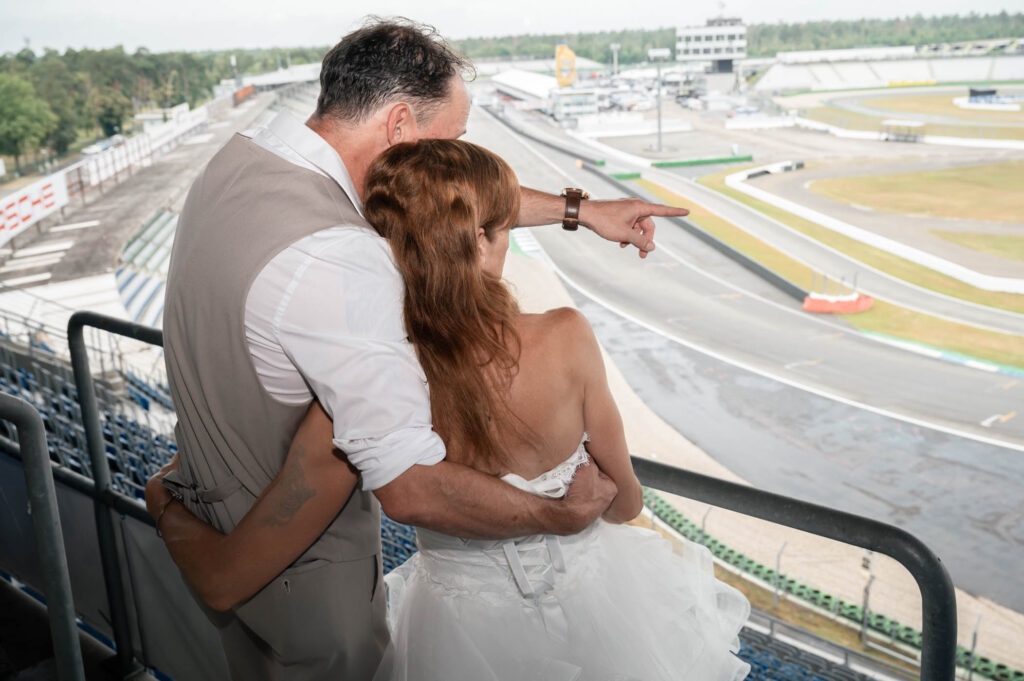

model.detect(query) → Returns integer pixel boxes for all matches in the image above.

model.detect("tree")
[96,86,131,137]
[0,74,57,172]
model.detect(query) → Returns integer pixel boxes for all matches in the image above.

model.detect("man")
[150,18,689,680]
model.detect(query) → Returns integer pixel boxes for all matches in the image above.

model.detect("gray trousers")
[201,554,389,681]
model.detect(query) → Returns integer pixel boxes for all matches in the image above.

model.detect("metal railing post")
[632,457,958,680]
[0,393,86,681]
[67,312,152,679]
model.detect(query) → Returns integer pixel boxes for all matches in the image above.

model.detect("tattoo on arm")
[264,444,317,527]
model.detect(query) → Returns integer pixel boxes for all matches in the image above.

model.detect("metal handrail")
[631,457,957,679]
[67,312,154,680]
[65,311,957,680]
[0,393,86,681]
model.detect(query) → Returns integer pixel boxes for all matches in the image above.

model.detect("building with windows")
[676,17,747,73]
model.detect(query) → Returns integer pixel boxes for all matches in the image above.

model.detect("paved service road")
[466,106,1024,610]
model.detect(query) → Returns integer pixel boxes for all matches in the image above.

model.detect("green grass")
[808,160,1024,223]
[932,231,1024,263]
[638,175,1024,370]
[698,166,1024,317]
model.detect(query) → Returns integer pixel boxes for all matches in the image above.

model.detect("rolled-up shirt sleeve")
[273,227,446,490]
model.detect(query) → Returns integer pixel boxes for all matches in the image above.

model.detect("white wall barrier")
[725,163,1024,294]
[0,175,71,248]
[78,134,154,188]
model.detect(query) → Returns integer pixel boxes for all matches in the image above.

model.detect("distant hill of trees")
[451,11,1024,63]
[1,12,1020,174]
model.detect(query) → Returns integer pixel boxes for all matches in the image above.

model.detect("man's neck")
[305,115,380,201]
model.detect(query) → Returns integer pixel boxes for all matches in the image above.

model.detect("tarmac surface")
[466,107,1024,611]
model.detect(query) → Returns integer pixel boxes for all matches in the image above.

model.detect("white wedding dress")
[374,436,751,681]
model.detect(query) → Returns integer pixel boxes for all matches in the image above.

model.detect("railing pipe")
[631,457,957,680]
[65,311,957,680]
[68,312,156,679]
[0,393,86,681]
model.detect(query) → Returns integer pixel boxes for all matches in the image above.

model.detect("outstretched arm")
[516,187,690,259]
[146,402,357,612]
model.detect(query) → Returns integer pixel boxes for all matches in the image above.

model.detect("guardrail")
[68,312,156,679]
[631,457,957,680]
[0,392,85,681]
[63,310,958,679]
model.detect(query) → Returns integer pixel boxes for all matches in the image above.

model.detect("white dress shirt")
[242,112,445,490]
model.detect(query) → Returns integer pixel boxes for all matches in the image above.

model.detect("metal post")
[700,506,712,545]
[967,614,982,680]
[0,393,86,681]
[773,540,787,609]
[861,574,876,647]
[67,313,145,679]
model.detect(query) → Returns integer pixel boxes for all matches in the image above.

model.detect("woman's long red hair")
[363,139,523,470]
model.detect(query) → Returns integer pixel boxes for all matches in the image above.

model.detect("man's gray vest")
[162,133,379,564]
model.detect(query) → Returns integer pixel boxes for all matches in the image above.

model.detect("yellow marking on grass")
[697,167,1024,316]
[640,175,1024,370]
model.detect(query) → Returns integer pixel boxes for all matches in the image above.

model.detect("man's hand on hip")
[579,197,689,259]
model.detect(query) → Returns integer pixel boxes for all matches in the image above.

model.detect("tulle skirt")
[373,520,751,681]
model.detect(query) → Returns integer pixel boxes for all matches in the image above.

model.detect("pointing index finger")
[641,203,690,218]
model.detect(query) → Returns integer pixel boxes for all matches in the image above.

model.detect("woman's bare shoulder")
[517,308,598,368]
[517,307,590,339]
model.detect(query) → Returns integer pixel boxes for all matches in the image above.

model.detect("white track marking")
[553,250,1024,452]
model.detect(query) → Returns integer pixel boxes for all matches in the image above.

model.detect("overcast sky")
[4,0,1022,55]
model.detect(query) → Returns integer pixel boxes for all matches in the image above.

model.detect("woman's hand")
[145,453,179,522]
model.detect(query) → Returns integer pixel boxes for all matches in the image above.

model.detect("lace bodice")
[499,432,590,499]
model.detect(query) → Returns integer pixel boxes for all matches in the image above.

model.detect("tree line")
[0,46,326,173]
[451,12,1023,63]
[1,11,1019,175]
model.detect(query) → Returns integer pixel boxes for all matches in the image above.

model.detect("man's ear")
[385,103,416,146]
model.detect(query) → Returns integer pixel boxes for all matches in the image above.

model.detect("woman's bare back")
[497,307,590,480]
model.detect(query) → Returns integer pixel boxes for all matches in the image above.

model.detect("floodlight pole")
[656,61,663,152]
[647,48,671,153]
[611,43,621,76]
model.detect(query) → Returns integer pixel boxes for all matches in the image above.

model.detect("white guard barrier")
[725,163,1024,294]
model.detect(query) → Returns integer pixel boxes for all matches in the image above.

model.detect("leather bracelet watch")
[560,188,590,231]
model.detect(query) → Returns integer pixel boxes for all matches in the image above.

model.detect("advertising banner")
[0,174,70,247]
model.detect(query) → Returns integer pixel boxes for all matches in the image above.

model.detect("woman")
[149,139,750,680]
